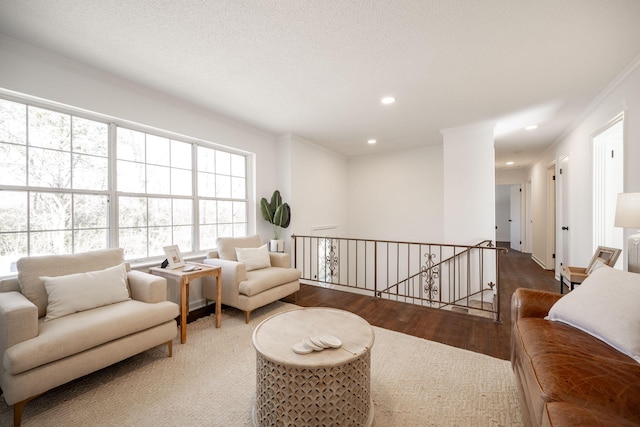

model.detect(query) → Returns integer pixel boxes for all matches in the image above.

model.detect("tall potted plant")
[260,190,291,252]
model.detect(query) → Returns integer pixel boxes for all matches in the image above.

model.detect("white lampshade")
[614,193,640,228]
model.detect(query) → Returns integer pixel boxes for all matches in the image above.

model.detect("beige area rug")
[0,302,522,427]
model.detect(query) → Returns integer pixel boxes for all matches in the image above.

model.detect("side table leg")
[216,275,222,328]
[180,279,188,343]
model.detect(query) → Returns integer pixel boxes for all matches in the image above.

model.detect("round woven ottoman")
[252,307,375,427]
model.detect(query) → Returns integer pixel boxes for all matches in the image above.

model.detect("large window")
[197,145,248,248]
[0,96,249,275]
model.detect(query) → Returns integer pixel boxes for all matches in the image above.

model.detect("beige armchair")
[202,235,300,323]
[0,249,178,426]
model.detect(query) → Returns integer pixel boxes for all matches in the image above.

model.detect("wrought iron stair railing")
[292,236,507,320]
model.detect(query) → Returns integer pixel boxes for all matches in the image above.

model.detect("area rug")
[0,302,521,426]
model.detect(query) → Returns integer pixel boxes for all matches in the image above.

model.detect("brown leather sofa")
[511,288,640,427]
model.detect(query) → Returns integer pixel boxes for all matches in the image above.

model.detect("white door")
[547,165,557,271]
[558,156,570,272]
[524,181,532,253]
[495,185,511,242]
[510,185,521,251]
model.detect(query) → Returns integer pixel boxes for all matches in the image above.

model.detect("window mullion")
[192,142,200,252]
[25,104,31,256]
[108,122,118,248]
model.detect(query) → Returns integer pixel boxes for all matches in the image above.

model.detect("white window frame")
[0,91,253,274]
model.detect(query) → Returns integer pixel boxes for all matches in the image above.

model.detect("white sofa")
[202,235,300,323]
[0,248,179,426]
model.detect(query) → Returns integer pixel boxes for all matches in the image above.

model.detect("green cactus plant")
[260,190,291,240]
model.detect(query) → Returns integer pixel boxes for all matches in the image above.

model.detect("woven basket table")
[252,307,375,427]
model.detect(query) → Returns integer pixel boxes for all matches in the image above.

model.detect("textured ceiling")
[1,0,640,168]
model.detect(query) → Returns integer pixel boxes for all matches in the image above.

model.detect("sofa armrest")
[511,288,562,322]
[0,292,39,355]
[0,277,21,293]
[127,270,168,303]
[269,252,291,268]
[202,258,247,289]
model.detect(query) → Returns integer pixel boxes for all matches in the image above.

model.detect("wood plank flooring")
[283,243,558,360]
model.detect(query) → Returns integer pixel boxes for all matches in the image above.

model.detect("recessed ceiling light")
[506,161,515,165]
[367,139,377,144]
[525,124,538,130]
[381,96,396,105]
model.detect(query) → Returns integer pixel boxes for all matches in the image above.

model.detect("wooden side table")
[559,265,587,294]
[149,262,221,344]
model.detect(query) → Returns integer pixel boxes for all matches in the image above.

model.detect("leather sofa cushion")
[543,402,640,427]
[4,299,178,375]
[239,267,301,297]
[515,317,627,360]
[514,317,640,424]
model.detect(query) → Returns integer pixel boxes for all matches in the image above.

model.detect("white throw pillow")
[548,265,640,363]
[42,263,131,321]
[217,235,262,261]
[235,244,271,271]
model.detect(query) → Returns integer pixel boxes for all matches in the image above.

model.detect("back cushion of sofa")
[216,235,262,261]
[17,248,125,318]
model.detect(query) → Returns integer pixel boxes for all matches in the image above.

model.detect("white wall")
[442,123,496,245]
[529,58,640,270]
[496,168,529,185]
[346,146,444,242]
[285,134,349,239]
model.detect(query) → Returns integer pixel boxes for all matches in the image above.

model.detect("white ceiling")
[1,1,640,168]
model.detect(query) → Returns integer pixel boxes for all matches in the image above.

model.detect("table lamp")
[614,192,640,273]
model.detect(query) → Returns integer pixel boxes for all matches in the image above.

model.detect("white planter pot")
[269,239,285,252]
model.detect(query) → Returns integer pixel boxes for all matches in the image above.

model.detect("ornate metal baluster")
[421,253,439,305]
[324,238,339,281]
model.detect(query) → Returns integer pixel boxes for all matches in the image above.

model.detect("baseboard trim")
[531,254,547,270]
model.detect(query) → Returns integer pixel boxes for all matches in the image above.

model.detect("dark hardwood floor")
[282,243,558,360]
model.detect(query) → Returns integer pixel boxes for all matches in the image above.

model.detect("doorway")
[495,185,511,244]
[593,114,624,269]
[495,184,524,251]
[510,185,522,251]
